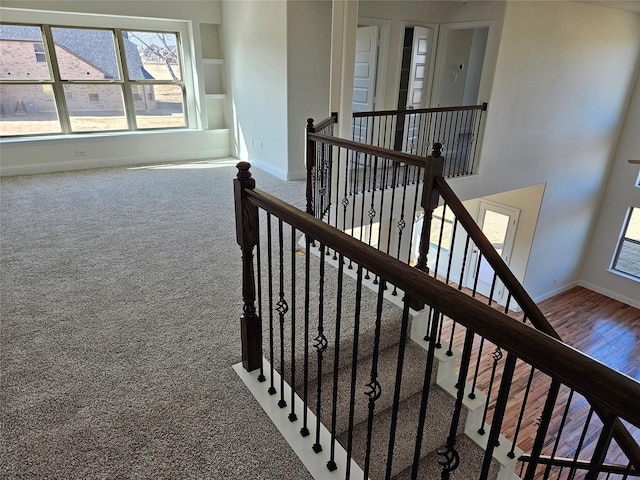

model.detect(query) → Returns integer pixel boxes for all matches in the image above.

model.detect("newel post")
[306,118,316,217]
[234,162,261,372]
[408,143,444,310]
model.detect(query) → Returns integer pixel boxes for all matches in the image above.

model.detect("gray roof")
[0,24,150,80]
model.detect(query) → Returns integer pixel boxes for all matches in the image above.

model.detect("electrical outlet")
[75,149,87,157]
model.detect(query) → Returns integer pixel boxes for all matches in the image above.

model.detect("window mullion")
[41,25,71,134]
[114,29,137,131]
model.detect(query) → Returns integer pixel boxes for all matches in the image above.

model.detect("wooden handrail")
[242,184,640,428]
[519,454,639,476]
[313,112,338,132]
[629,159,640,164]
[307,131,428,168]
[353,102,487,118]
[435,175,640,469]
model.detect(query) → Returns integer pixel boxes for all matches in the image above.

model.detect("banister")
[519,454,639,476]
[629,159,640,164]
[353,103,487,118]
[307,131,427,168]
[435,175,640,470]
[241,183,640,428]
[313,112,338,132]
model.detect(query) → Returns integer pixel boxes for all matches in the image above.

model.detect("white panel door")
[352,26,378,145]
[404,26,434,153]
[353,25,378,112]
[466,201,520,304]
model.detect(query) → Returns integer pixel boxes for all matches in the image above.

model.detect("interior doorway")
[466,200,520,304]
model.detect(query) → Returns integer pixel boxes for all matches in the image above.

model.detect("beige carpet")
[1,159,313,479]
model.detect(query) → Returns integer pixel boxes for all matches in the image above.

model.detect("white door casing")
[466,200,520,305]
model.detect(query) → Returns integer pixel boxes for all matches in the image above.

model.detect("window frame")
[610,206,640,281]
[0,9,199,138]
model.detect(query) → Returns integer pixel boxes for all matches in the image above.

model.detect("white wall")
[0,1,229,176]
[222,0,332,181]
[286,0,332,180]
[222,0,289,179]
[450,1,640,304]
[581,67,640,307]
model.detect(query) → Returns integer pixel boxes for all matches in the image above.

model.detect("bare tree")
[128,32,178,81]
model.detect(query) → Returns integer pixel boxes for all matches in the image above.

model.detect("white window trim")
[0,7,201,136]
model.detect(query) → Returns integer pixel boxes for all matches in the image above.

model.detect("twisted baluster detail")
[437,444,460,479]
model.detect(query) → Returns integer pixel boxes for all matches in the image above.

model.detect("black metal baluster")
[312,243,328,453]
[345,266,364,480]
[470,108,484,174]
[524,379,562,480]
[478,346,503,435]
[300,233,311,437]
[385,163,400,260]
[348,148,360,269]
[508,365,537,458]
[276,219,288,408]
[585,413,617,480]
[481,353,518,477]
[362,280,387,479]
[255,214,266,382]
[341,147,350,234]
[266,213,276,395]
[567,406,595,480]
[438,330,475,479]
[288,226,297,422]
[392,165,410,296]
[404,165,423,266]
[365,155,379,280]
[385,298,413,479]
[327,253,345,472]
[543,387,575,478]
[445,219,459,357]
[467,336,485,399]
[411,306,441,480]
[433,203,448,279]
[444,110,455,176]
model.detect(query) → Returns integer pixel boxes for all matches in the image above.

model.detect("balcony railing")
[352,103,487,178]
[234,160,640,479]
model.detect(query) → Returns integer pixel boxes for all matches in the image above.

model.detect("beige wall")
[450,1,640,304]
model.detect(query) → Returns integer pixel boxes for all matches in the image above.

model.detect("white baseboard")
[578,280,640,308]
[531,281,578,304]
[0,149,231,176]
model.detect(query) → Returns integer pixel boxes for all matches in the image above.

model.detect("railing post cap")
[236,161,252,180]
[432,142,443,157]
[307,118,315,131]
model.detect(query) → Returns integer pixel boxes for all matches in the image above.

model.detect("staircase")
[233,119,640,479]
[234,237,517,479]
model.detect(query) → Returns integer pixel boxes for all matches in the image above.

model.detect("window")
[33,42,45,62]
[1,23,188,136]
[611,207,640,280]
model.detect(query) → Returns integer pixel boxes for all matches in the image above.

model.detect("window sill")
[0,128,202,145]
[607,268,640,283]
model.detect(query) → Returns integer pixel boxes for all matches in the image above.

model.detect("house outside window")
[611,206,640,280]
[0,22,189,136]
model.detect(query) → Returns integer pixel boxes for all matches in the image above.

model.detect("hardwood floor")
[436,286,640,476]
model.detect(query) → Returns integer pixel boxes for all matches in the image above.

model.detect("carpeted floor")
[0,159,313,479]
